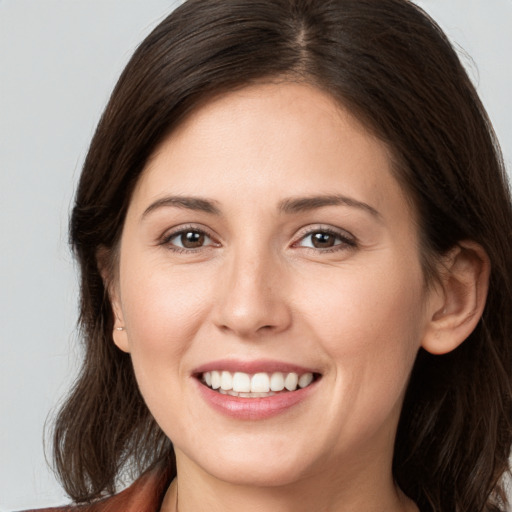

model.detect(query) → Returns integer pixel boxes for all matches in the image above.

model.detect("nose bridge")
[213,239,291,337]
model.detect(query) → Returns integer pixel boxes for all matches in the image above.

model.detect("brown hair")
[53,0,512,510]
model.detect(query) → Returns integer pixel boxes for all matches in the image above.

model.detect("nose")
[212,248,292,339]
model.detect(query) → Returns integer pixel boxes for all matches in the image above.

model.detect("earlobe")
[96,246,131,354]
[108,281,129,353]
[108,284,131,354]
[421,241,490,355]
[112,322,130,353]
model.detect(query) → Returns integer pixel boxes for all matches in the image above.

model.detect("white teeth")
[238,391,275,398]
[211,370,221,389]
[270,372,285,391]
[298,372,314,388]
[233,372,251,392]
[284,372,298,391]
[251,373,270,393]
[202,370,315,395]
[221,371,233,390]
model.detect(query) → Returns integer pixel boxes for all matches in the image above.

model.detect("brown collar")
[21,463,174,512]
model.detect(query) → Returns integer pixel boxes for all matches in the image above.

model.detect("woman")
[29,0,512,511]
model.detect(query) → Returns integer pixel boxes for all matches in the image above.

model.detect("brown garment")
[20,465,173,512]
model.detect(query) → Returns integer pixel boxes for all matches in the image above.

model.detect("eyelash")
[292,226,357,253]
[160,225,218,253]
[160,225,357,253]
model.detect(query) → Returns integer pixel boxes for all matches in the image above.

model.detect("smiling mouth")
[199,370,320,398]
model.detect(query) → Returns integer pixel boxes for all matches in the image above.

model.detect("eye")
[295,228,356,251]
[163,227,216,251]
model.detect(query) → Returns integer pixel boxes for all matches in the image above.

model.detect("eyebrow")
[278,194,381,218]
[141,193,380,219]
[142,196,221,218]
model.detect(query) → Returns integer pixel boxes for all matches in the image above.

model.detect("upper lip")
[192,358,320,376]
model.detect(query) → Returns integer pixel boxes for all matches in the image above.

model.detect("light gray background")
[1,1,511,510]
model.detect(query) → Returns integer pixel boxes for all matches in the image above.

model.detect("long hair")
[53,1,512,510]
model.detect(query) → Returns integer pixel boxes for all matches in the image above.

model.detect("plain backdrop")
[1,1,511,510]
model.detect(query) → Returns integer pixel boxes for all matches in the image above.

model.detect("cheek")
[298,256,426,417]
[304,256,424,342]
[119,258,215,383]
[117,260,220,434]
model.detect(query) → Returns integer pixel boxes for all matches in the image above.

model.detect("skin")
[109,82,488,512]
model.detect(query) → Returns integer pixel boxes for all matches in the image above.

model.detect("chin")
[207,459,309,487]
[182,441,316,488]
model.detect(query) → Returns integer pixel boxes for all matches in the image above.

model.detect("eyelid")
[291,224,357,251]
[157,223,356,253]
[159,224,220,251]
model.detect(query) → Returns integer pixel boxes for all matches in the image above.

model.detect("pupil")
[312,232,334,248]
[182,231,204,248]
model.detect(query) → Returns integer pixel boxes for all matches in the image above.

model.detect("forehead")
[130,82,412,224]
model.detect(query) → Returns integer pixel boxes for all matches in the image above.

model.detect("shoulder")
[18,463,173,512]
[17,505,85,512]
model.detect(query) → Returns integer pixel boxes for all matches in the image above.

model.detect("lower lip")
[194,378,319,420]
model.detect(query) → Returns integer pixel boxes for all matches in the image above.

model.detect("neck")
[161,452,418,512]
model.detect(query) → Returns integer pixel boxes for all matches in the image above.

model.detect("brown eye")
[296,228,356,251]
[180,231,205,248]
[311,232,336,248]
[165,229,213,251]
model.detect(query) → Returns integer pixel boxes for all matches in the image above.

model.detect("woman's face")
[112,82,434,487]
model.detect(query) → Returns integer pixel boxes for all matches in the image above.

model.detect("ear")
[421,241,490,355]
[96,246,130,354]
